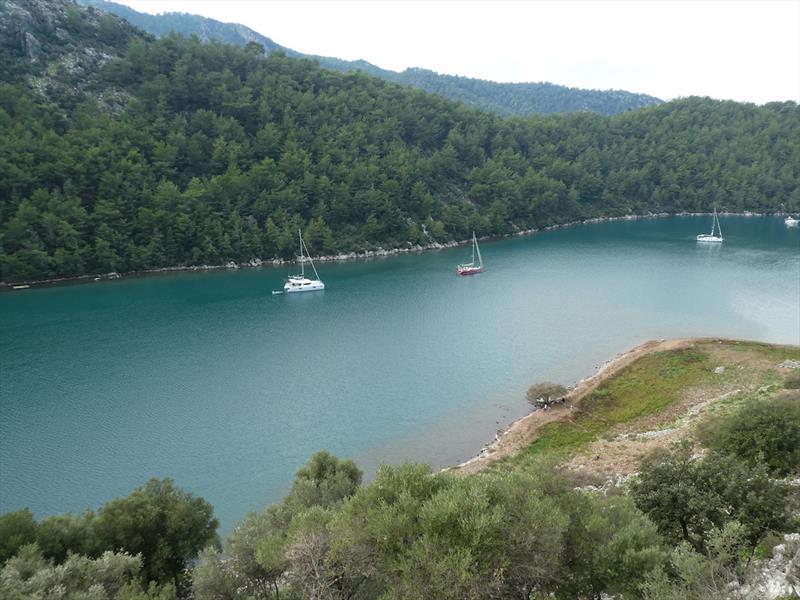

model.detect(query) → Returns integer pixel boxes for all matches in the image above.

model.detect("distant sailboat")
[457,232,483,275]
[283,229,325,293]
[697,208,724,243]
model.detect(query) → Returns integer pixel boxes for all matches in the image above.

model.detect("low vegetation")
[700,396,800,476]
[0,479,217,596]
[2,341,798,599]
[515,348,712,460]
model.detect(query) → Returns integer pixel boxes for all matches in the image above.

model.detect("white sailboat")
[457,232,483,275]
[283,229,325,293]
[697,208,724,243]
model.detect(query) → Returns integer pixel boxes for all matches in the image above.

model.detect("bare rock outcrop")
[0,0,138,110]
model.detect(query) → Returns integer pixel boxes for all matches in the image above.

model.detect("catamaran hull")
[284,282,325,293]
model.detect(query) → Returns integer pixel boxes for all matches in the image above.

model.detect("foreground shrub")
[193,451,362,600]
[702,397,800,476]
[631,443,793,553]
[0,544,175,600]
[0,509,37,564]
[0,479,219,590]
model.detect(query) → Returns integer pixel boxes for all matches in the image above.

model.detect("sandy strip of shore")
[448,337,702,475]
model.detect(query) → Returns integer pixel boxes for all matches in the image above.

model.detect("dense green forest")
[78,0,662,117]
[367,67,662,117]
[1,0,798,284]
[2,376,799,599]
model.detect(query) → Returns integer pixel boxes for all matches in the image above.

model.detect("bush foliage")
[701,396,800,476]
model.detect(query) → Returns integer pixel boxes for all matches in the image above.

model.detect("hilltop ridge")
[77,0,663,116]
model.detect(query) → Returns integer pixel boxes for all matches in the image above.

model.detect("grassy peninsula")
[457,338,800,476]
[2,339,798,599]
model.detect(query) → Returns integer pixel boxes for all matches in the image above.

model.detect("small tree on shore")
[526,382,567,407]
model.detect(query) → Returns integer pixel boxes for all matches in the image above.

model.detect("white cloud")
[119,0,800,104]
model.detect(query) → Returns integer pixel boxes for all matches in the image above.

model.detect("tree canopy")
[0,478,218,589]
[1,3,798,283]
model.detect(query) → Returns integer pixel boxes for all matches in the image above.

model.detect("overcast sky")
[117,1,800,104]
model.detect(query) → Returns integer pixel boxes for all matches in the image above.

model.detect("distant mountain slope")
[375,67,662,116]
[77,0,663,116]
[78,0,290,54]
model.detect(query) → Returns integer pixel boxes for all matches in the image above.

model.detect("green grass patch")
[486,341,800,475]
[519,348,713,460]
[760,369,784,386]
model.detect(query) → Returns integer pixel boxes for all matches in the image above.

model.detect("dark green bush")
[703,397,800,476]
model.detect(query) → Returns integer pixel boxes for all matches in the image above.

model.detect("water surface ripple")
[1,216,798,530]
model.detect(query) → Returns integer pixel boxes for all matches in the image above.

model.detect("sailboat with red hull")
[457,232,483,275]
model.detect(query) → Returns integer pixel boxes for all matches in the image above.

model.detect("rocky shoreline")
[0,210,785,290]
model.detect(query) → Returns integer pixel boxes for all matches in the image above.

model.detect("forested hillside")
[376,67,662,116]
[78,0,663,117]
[1,0,798,283]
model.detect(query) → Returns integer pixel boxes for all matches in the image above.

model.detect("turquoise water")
[1,216,798,531]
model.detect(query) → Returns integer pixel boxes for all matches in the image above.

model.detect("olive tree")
[0,543,175,600]
[0,509,37,564]
[92,478,219,586]
[702,396,800,476]
[631,443,792,553]
[526,382,568,407]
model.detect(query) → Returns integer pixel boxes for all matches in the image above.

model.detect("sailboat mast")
[474,233,482,267]
[298,228,305,277]
[471,232,476,265]
[302,235,321,281]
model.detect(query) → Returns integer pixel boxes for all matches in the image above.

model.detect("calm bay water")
[1,216,798,531]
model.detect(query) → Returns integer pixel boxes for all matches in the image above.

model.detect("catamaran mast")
[298,228,305,277]
[298,229,321,281]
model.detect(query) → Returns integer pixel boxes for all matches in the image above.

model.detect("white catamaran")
[457,232,483,275]
[284,229,325,293]
[697,208,724,243]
